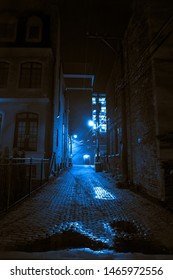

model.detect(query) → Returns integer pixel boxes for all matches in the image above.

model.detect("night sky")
[69,91,92,140]
[60,0,132,140]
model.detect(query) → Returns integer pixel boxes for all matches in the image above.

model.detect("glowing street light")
[73,134,78,139]
[69,134,77,166]
[88,120,94,127]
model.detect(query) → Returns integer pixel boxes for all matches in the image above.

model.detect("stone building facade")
[0,0,69,174]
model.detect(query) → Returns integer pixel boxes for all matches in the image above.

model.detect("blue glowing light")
[93,187,116,200]
[83,154,90,159]
[88,120,94,127]
[73,134,78,139]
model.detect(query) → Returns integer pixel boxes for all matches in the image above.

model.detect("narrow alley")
[0,165,173,260]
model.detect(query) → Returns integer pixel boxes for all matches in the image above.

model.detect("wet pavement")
[0,165,173,259]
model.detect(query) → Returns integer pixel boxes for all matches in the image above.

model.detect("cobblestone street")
[0,165,173,259]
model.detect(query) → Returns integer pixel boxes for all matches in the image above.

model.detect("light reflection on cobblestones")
[0,165,172,253]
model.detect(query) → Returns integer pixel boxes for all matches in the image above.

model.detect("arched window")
[26,16,42,42]
[0,62,9,88]
[19,62,42,88]
[0,13,17,42]
[14,112,39,151]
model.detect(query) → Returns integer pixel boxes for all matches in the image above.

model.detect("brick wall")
[105,0,173,200]
[106,42,125,178]
[123,1,163,198]
[149,0,173,199]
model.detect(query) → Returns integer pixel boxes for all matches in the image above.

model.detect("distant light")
[83,154,90,159]
[73,134,78,139]
[88,120,94,127]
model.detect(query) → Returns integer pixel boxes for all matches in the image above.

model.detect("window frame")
[0,14,17,42]
[14,112,39,152]
[26,16,42,42]
[19,62,42,89]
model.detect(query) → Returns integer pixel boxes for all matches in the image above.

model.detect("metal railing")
[0,157,49,214]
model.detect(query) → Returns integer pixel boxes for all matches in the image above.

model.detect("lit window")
[19,62,42,88]
[92,93,107,133]
[0,62,9,88]
[26,16,42,42]
[14,113,38,151]
[0,14,17,42]
[101,107,106,111]
[100,124,106,133]
[92,97,96,104]
[99,98,105,102]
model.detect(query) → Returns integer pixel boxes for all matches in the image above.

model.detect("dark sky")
[69,91,92,139]
[60,0,133,137]
[60,0,132,137]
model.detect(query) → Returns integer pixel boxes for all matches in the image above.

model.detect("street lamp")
[88,120,94,127]
[88,115,102,171]
[69,134,78,167]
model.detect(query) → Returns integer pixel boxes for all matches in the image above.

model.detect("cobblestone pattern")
[0,166,173,251]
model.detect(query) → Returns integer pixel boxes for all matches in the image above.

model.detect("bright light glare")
[73,134,78,139]
[88,120,94,127]
[94,187,115,200]
[83,154,90,159]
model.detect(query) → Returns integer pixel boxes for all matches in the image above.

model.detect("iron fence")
[0,157,49,214]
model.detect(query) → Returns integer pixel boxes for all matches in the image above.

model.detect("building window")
[0,62,9,88]
[92,93,107,133]
[0,14,17,42]
[26,16,42,42]
[19,62,42,88]
[14,113,38,151]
